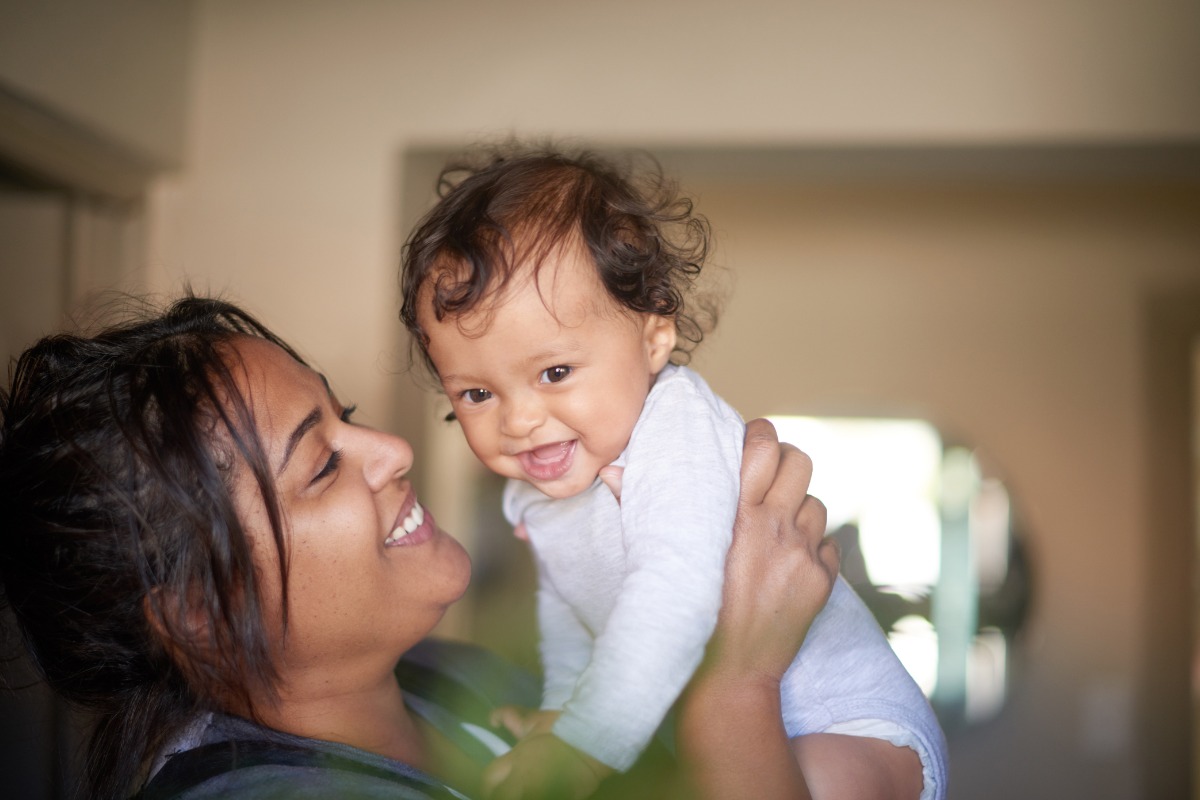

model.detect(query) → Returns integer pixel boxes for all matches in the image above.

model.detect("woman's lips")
[385,501,434,547]
[517,440,576,482]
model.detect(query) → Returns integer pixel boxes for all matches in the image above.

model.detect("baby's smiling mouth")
[517,440,576,482]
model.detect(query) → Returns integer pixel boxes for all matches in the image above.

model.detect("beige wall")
[145,0,1200,449]
[0,0,193,167]
[692,179,1200,799]
[3,1,1200,798]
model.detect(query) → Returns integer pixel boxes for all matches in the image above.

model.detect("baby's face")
[418,243,676,499]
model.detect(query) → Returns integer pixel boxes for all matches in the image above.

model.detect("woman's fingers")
[740,420,815,516]
[708,421,839,682]
[817,535,840,580]
[796,490,839,582]
[794,491,838,595]
[738,419,784,509]
[795,489,829,549]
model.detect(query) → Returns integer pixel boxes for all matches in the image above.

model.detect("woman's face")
[225,336,471,683]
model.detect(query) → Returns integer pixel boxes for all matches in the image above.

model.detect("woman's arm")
[676,419,924,800]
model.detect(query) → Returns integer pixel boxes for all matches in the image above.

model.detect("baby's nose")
[500,395,545,438]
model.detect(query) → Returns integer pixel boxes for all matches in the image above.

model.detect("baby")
[400,146,946,799]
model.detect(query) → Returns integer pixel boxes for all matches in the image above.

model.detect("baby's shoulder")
[645,364,743,429]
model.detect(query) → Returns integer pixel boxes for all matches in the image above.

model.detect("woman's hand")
[706,417,839,685]
[601,418,837,689]
[676,418,838,800]
[604,421,922,799]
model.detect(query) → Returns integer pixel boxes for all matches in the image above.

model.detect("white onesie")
[503,364,947,798]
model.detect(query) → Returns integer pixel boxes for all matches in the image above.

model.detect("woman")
[0,296,916,799]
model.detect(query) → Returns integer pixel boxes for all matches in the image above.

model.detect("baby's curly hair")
[399,144,719,380]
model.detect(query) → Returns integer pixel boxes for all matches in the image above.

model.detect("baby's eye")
[539,365,573,384]
[461,388,492,404]
[339,404,358,423]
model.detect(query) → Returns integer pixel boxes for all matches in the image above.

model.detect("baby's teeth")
[403,515,418,534]
[413,504,424,525]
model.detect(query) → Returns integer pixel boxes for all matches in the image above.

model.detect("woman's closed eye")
[539,365,573,384]
[312,448,343,485]
[310,404,355,485]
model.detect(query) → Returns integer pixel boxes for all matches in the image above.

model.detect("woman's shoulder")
[136,717,464,799]
[137,730,464,799]
[135,640,534,800]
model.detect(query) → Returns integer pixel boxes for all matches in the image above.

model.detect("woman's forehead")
[223,337,325,437]
[226,336,315,389]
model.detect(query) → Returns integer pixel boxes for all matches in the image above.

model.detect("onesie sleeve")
[504,480,595,711]
[535,565,596,711]
[552,370,745,771]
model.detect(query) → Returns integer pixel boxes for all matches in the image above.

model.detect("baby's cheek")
[460,427,507,475]
[457,422,487,454]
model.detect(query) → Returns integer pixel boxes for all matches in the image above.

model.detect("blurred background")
[1,1,1198,798]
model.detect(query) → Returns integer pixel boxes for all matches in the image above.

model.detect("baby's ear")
[643,314,677,373]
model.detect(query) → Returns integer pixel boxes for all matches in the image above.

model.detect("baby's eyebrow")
[523,341,581,364]
[435,372,472,387]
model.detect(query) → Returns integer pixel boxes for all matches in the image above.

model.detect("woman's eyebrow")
[278,407,322,476]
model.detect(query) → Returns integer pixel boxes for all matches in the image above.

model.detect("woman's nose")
[361,428,413,491]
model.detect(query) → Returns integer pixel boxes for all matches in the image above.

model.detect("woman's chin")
[442,535,474,601]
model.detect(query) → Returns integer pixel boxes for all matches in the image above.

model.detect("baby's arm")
[486,582,609,799]
[503,482,594,710]
[553,378,744,771]
[482,556,614,800]
[536,578,594,710]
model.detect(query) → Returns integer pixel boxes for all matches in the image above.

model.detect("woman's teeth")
[385,503,424,546]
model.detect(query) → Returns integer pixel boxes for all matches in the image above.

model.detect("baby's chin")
[528,472,601,500]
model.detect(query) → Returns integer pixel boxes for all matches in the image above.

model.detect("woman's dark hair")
[399,143,719,380]
[0,295,304,799]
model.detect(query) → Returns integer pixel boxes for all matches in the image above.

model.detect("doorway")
[0,158,147,800]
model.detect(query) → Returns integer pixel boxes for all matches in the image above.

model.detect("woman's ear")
[643,314,678,374]
[142,585,214,663]
[143,585,273,716]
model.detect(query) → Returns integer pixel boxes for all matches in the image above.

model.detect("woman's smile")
[385,500,433,547]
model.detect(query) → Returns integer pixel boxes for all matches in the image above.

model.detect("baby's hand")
[598,465,624,503]
[482,733,611,800]
[489,706,559,740]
